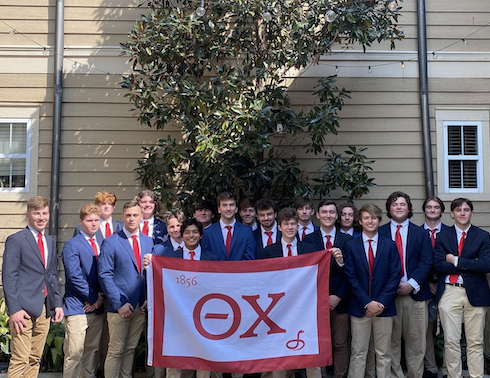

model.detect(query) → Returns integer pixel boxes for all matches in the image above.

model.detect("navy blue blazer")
[263,240,317,259]
[379,222,433,301]
[73,218,119,240]
[253,227,282,259]
[304,230,352,313]
[2,227,62,318]
[343,235,401,318]
[153,239,176,256]
[161,247,219,261]
[201,221,256,261]
[98,230,154,312]
[434,225,490,307]
[62,234,104,316]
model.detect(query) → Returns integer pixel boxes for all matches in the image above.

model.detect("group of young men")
[2,189,490,378]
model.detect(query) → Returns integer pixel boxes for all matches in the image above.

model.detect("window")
[436,108,490,200]
[0,121,30,191]
[444,122,482,192]
[0,107,39,201]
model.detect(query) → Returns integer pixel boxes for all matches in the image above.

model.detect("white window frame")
[0,119,31,192]
[443,121,482,193]
[436,107,490,201]
[0,107,39,201]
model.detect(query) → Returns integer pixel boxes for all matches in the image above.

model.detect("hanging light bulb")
[463,38,468,45]
[387,0,397,11]
[42,47,48,55]
[401,61,405,69]
[72,62,77,69]
[196,0,206,17]
[368,66,372,74]
[335,65,339,73]
[432,52,437,59]
[326,9,337,23]
[263,9,272,23]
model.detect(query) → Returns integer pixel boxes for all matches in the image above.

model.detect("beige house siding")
[0,0,489,292]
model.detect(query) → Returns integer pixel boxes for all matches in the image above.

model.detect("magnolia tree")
[121,0,403,210]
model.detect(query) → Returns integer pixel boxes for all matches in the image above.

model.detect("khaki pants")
[7,305,51,378]
[167,368,210,378]
[63,312,104,378]
[390,295,428,378]
[348,316,393,378]
[438,285,486,378]
[272,367,321,378]
[105,306,146,378]
[330,310,350,378]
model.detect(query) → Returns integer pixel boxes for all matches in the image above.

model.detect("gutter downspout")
[49,0,64,238]
[417,0,434,197]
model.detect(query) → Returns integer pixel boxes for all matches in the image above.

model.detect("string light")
[263,9,272,23]
[326,9,337,23]
[196,0,206,17]
[72,62,77,69]
[1,9,489,78]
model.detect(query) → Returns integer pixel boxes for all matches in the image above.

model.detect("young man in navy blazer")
[153,210,185,256]
[99,200,154,378]
[74,191,118,240]
[262,207,319,378]
[379,191,433,378]
[421,196,449,378]
[62,203,105,378]
[343,203,400,378]
[295,197,319,240]
[201,192,256,261]
[434,198,490,378]
[137,189,168,245]
[2,196,63,378]
[253,198,281,259]
[304,200,351,378]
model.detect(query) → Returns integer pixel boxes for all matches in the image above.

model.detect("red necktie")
[395,224,404,277]
[430,229,437,249]
[368,239,375,293]
[89,237,98,258]
[189,251,195,261]
[37,233,46,266]
[142,221,149,236]
[301,227,306,241]
[225,226,232,256]
[37,233,47,297]
[287,244,292,257]
[131,235,141,272]
[105,223,111,238]
[265,231,273,246]
[325,235,332,250]
[449,231,465,284]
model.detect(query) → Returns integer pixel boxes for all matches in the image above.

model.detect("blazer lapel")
[118,233,138,271]
[23,228,46,267]
[356,238,370,274]
[229,223,239,254]
[461,226,476,256]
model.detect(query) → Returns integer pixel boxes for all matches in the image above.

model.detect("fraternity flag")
[147,250,331,373]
